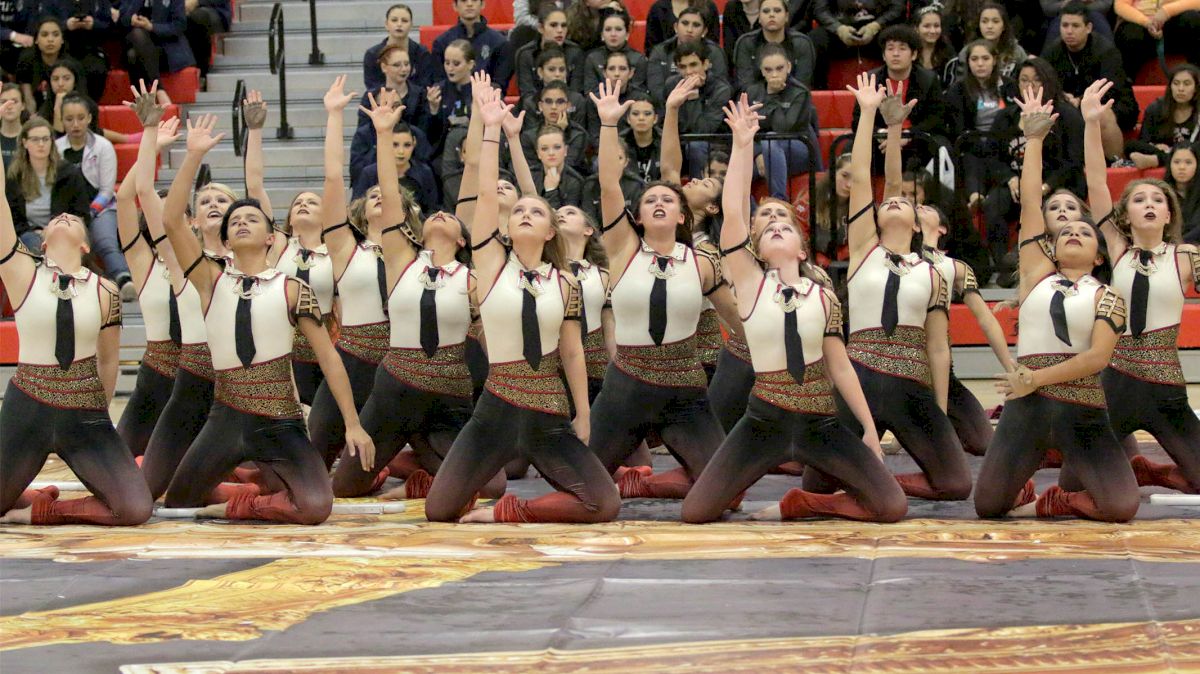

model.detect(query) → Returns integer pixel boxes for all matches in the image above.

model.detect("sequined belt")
[724,334,751,364]
[141,340,181,379]
[214,356,302,419]
[614,337,707,389]
[583,328,609,380]
[484,353,569,417]
[11,358,107,411]
[337,321,390,365]
[382,343,473,399]
[1019,353,1106,409]
[695,308,724,366]
[178,342,214,381]
[1110,325,1184,386]
[293,330,317,364]
[751,362,836,415]
[847,326,930,387]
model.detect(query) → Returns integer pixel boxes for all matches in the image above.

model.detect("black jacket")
[647,37,728,106]
[1042,34,1138,129]
[1139,97,1200,147]
[514,39,586,98]
[989,99,1085,196]
[644,0,721,56]
[665,74,733,135]
[852,65,947,141]
[530,164,585,208]
[362,38,435,91]
[732,29,816,89]
[745,79,816,134]
[813,0,905,30]
[582,170,645,225]
[7,161,92,236]
[582,44,648,96]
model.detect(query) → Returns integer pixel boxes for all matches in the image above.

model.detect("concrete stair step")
[219,32,391,64]
[205,69,365,96]
[235,1,432,27]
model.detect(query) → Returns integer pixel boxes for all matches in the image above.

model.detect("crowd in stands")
[350,0,1199,289]
[0,0,230,296]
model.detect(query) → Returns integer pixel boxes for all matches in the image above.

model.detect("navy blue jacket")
[352,159,439,216]
[349,117,436,180]
[0,0,33,42]
[195,0,230,30]
[31,1,114,32]
[363,37,435,91]
[430,17,512,91]
[118,0,195,72]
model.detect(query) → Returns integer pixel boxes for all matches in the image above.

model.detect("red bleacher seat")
[99,104,180,134]
[1106,167,1141,198]
[818,128,846,164]
[114,143,161,182]
[629,20,647,52]
[1135,55,1187,86]
[1134,85,1164,115]
[433,2,513,25]
[160,67,200,104]
[0,321,16,363]
[1142,167,1166,180]
[626,0,655,20]
[100,70,132,105]
[812,90,855,128]
[826,57,881,91]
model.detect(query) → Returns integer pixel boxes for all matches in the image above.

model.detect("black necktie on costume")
[521,270,543,370]
[1050,278,1074,347]
[54,275,74,370]
[419,266,440,358]
[881,252,903,336]
[570,261,589,336]
[296,249,311,284]
[235,276,257,368]
[167,290,182,345]
[1130,249,1152,337]
[376,254,388,315]
[649,255,669,345]
[782,287,806,386]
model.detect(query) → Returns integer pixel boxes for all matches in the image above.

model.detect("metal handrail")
[268,2,294,140]
[231,79,246,158]
[308,0,325,65]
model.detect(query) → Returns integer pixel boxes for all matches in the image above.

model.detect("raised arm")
[242,89,273,218]
[1081,79,1125,261]
[502,108,537,196]
[0,99,35,293]
[720,95,764,295]
[471,87,514,279]
[456,72,493,224]
[1016,87,1059,297]
[119,82,171,281]
[847,73,887,262]
[163,114,225,302]
[363,88,418,276]
[590,79,636,258]
[880,94,916,199]
[658,75,699,186]
[319,75,359,261]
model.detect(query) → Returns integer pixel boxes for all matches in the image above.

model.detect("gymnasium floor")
[1,383,1198,674]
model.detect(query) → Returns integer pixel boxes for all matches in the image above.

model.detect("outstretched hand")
[477,87,513,128]
[470,70,494,107]
[155,116,182,151]
[879,83,917,127]
[848,71,886,109]
[360,88,406,133]
[185,113,226,155]
[588,79,633,125]
[665,74,701,110]
[126,79,166,128]
[242,89,268,130]
[1017,86,1058,140]
[1079,79,1114,124]
[723,94,762,148]
[323,74,357,113]
[501,108,526,137]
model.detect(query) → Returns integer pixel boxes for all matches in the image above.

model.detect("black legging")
[186,6,227,78]
[1,384,152,525]
[293,360,323,406]
[1103,368,1200,492]
[331,366,472,497]
[947,371,993,456]
[308,347,378,468]
[465,335,488,401]
[708,346,755,434]
[830,364,972,500]
[125,27,163,85]
[140,368,215,500]
[589,365,724,483]
[116,363,176,458]
[682,396,907,523]
[425,390,620,523]
[163,403,333,524]
[975,394,1139,522]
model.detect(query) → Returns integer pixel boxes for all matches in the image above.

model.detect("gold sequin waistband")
[1110,325,1184,386]
[725,334,751,363]
[583,328,609,381]
[751,363,836,415]
[337,321,390,365]
[11,358,107,411]
[178,342,214,380]
[847,326,930,387]
[695,309,724,366]
[293,330,317,364]
[1019,353,1106,409]
[141,340,181,379]
[614,337,707,389]
[214,357,302,419]
[484,354,569,417]
[382,343,473,399]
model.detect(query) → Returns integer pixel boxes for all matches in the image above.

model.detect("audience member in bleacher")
[1169,143,1200,241]
[431,0,513,91]
[1113,0,1200,78]
[731,0,816,88]
[811,152,850,266]
[0,1,35,75]
[352,122,438,215]
[14,17,67,113]
[515,5,584,96]
[644,0,721,55]
[55,92,128,292]
[566,0,627,52]
[1039,0,1113,52]
[581,134,645,223]
[951,2,1027,82]
[582,9,647,95]
[510,0,546,53]
[35,58,85,133]
[745,43,818,199]
[521,79,590,173]
[364,4,435,91]
[528,124,585,206]
[851,26,948,162]
[184,0,232,86]
[518,46,581,113]
[38,0,113,103]
[647,7,728,105]
[913,4,955,87]
[116,0,195,106]
[356,44,438,142]
[4,116,92,252]
[1042,1,1139,159]
[584,50,641,138]
[722,0,761,64]
[430,39,477,151]
[623,93,662,182]
[1125,64,1199,169]
[0,84,25,169]
[664,43,731,174]
[808,0,906,88]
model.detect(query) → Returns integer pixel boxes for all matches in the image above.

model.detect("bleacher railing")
[268,2,294,140]
[231,79,247,158]
[308,0,325,65]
